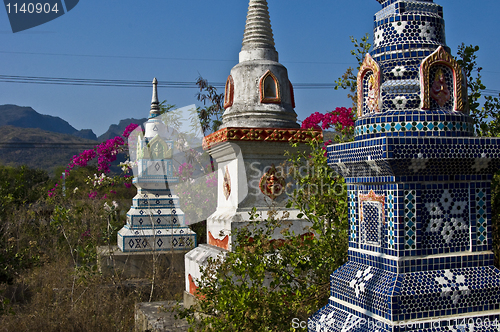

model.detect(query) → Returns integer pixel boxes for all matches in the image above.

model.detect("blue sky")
[1,0,499,136]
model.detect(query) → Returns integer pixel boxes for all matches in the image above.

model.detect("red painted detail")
[208,231,229,250]
[224,75,234,109]
[188,274,205,299]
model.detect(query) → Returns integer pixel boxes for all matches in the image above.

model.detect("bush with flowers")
[48,123,141,201]
[300,107,355,137]
[177,107,355,331]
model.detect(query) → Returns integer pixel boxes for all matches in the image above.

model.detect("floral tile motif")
[422,188,469,253]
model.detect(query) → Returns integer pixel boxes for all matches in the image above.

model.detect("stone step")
[135,301,190,332]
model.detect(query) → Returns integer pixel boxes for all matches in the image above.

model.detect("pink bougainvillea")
[96,136,125,173]
[205,173,217,188]
[301,107,355,156]
[301,107,355,131]
[69,149,97,169]
[178,163,194,181]
[301,112,324,130]
[123,123,140,139]
[321,107,355,130]
[49,124,138,197]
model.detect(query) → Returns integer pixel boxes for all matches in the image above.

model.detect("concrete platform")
[97,245,188,279]
[183,290,198,309]
[135,301,190,332]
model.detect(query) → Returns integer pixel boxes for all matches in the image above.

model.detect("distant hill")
[0,105,150,175]
[0,104,97,140]
[98,117,148,141]
[0,105,197,175]
[0,125,98,176]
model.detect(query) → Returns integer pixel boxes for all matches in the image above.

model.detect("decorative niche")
[357,53,381,117]
[420,46,465,112]
[259,70,281,104]
[224,75,234,108]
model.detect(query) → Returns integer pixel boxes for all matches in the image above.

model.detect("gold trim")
[357,53,381,117]
[420,46,465,112]
[147,134,172,160]
[202,127,322,150]
[359,190,385,225]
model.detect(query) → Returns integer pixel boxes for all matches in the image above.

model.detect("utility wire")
[0,75,338,89]
[2,75,499,94]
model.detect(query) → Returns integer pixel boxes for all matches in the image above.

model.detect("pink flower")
[81,229,91,239]
[178,163,194,181]
[69,149,97,169]
[96,137,124,173]
[302,107,355,131]
[205,174,217,188]
[301,112,324,130]
[88,191,98,199]
[123,123,141,138]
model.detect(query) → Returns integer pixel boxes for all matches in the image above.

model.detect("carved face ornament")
[259,164,286,200]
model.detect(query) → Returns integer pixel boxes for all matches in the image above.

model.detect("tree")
[195,76,225,136]
[176,107,354,331]
[178,137,349,331]
[455,44,500,136]
[334,34,372,113]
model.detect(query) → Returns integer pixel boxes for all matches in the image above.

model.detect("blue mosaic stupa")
[117,78,197,252]
[309,0,500,331]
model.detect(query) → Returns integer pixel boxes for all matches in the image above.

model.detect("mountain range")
[0,104,147,175]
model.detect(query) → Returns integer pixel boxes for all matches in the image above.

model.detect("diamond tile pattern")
[309,0,500,330]
[118,131,195,252]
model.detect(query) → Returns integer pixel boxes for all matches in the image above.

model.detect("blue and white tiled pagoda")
[117,78,196,252]
[309,0,500,331]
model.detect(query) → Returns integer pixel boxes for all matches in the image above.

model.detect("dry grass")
[0,256,185,332]
[0,181,186,331]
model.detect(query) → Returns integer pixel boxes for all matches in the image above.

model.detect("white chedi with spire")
[117,78,197,253]
[149,77,161,118]
[221,0,299,129]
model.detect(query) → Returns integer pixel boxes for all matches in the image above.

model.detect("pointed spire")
[150,78,160,118]
[239,0,279,62]
[242,0,275,50]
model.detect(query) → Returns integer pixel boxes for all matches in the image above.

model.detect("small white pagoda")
[117,78,197,253]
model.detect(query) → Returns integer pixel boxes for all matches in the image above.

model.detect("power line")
[0,75,338,90]
[0,142,97,148]
[1,74,499,94]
